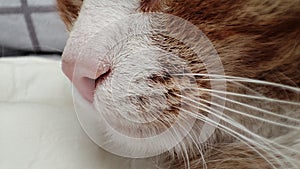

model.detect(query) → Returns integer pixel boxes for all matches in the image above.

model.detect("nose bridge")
[61,12,111,81]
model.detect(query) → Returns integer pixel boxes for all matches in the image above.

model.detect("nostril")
[95,68,111,87]
[73,67,111,103]
[76,66,111,103]
[62,60,112,103]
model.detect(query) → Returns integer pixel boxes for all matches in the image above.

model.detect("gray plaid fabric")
[0,0,68,56]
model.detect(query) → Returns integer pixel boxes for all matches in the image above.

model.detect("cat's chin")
[72,88,174,158]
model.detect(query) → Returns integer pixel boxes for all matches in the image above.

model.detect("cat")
[57,0,300,168]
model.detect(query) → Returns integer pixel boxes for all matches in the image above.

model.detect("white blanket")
[0,57,153,169]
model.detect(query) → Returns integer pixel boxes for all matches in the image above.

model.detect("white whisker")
[175,94,300,168]
[196,87,300,106]
[171,116,208,169]
[172,73,300,92]
[183,143,191,169]
[209,92,300,123]
[177,93,300,154]
[175,106,281,168]
[182,92,300,129]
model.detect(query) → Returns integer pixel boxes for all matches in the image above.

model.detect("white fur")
[62,0,182,158]
[62,0,202,157]
[61,0,300,166]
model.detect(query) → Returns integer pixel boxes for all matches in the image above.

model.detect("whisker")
[175,94,300,168]
[208,92,300,123]
[183,143,191,169]
[172,73,300,92]
[173,116,208,169]
[229,80,270,98]
[175,106,282,169]
[177,93,300,154]
[196,87,300,106]
[173,100,283,167]
[181,92,300,129]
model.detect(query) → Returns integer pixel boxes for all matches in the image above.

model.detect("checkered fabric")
[0,0,68,56]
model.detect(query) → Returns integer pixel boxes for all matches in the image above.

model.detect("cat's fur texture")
[57,0,300,168]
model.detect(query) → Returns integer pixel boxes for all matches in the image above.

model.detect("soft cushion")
[0,57,154,169]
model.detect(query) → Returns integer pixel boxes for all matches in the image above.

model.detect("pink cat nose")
[62,59,111,103]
